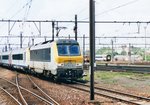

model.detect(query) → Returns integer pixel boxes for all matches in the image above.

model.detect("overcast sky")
[0,0,149,20]
[0,0,150,49]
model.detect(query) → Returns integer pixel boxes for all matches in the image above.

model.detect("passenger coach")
[0,39,83,80]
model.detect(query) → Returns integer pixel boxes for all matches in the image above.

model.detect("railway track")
[0,87,22,105]
[16,74,28,105]
[63,81,150,105]
[0,75,22,105]
[95,64,150,73]
[0,73,60,105]
[26,75,59,105]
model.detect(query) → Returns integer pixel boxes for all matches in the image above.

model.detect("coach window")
[2,55,9,60]
[12,54,23,60]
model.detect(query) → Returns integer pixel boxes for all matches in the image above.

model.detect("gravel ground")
[0,68,117,105]
[31,76,119,105]
[1,67,149,105]
[89,71,150,98]
[0,68,18,105]
[18,73,55,105]
[0,90,19,105]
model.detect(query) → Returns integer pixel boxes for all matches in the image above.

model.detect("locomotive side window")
[30,48,51,62]
[43,48,51,61]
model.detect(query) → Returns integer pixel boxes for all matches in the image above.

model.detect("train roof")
[56,39,78,45]
[30,39,79,50]
[33,39,78,46]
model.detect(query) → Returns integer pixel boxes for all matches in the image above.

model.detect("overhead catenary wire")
[10,0,33,19]
[0,0,33,30]
[21,0,33,48]
[0,19,149,50]
[81,0,140,20]
[96,0,140,17]
[24,0,32,21]
[0,0,18,19]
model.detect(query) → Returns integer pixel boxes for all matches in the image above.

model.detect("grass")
[82,71,150,92]
[83,71,150,83]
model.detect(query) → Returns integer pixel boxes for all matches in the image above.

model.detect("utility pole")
[5,45,7,52]
[32,38,34,46]
[144,26,147,61]
[83,35,85,65]
[68,34,70,39]
[89,0,95,100]
[44,36,47,42]
[74,15,77,41]
[8,21,10,51]
[20,32,23,48]
[83,35,85,57]
[52,21,55,41]
[111,39,114,62]
[8,44,10,51]
[128,43,131,65]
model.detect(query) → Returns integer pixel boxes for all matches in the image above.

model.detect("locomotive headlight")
[57,63,64,67]
[76,63,82,67]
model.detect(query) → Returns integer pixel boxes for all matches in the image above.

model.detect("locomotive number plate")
[64,62,76,68]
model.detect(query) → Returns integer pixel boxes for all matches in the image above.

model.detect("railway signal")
[74,15,78,41]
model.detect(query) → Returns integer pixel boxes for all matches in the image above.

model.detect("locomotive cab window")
[57,45,68,55]
[69,45,80,56]
[57,44,80,56]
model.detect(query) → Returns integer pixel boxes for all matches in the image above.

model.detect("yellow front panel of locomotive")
[53,42,83,64]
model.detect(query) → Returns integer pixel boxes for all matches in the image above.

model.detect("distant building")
[114,55,143,62]
[114,55,128,61]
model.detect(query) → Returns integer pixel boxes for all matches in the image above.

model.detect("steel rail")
[16,74,28,105]
[0,77,53,105]
[75,82,150,101]
[96,64,150,73]
[63,83,148,105]
[0,87,22,105]
[27,75,60,105]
